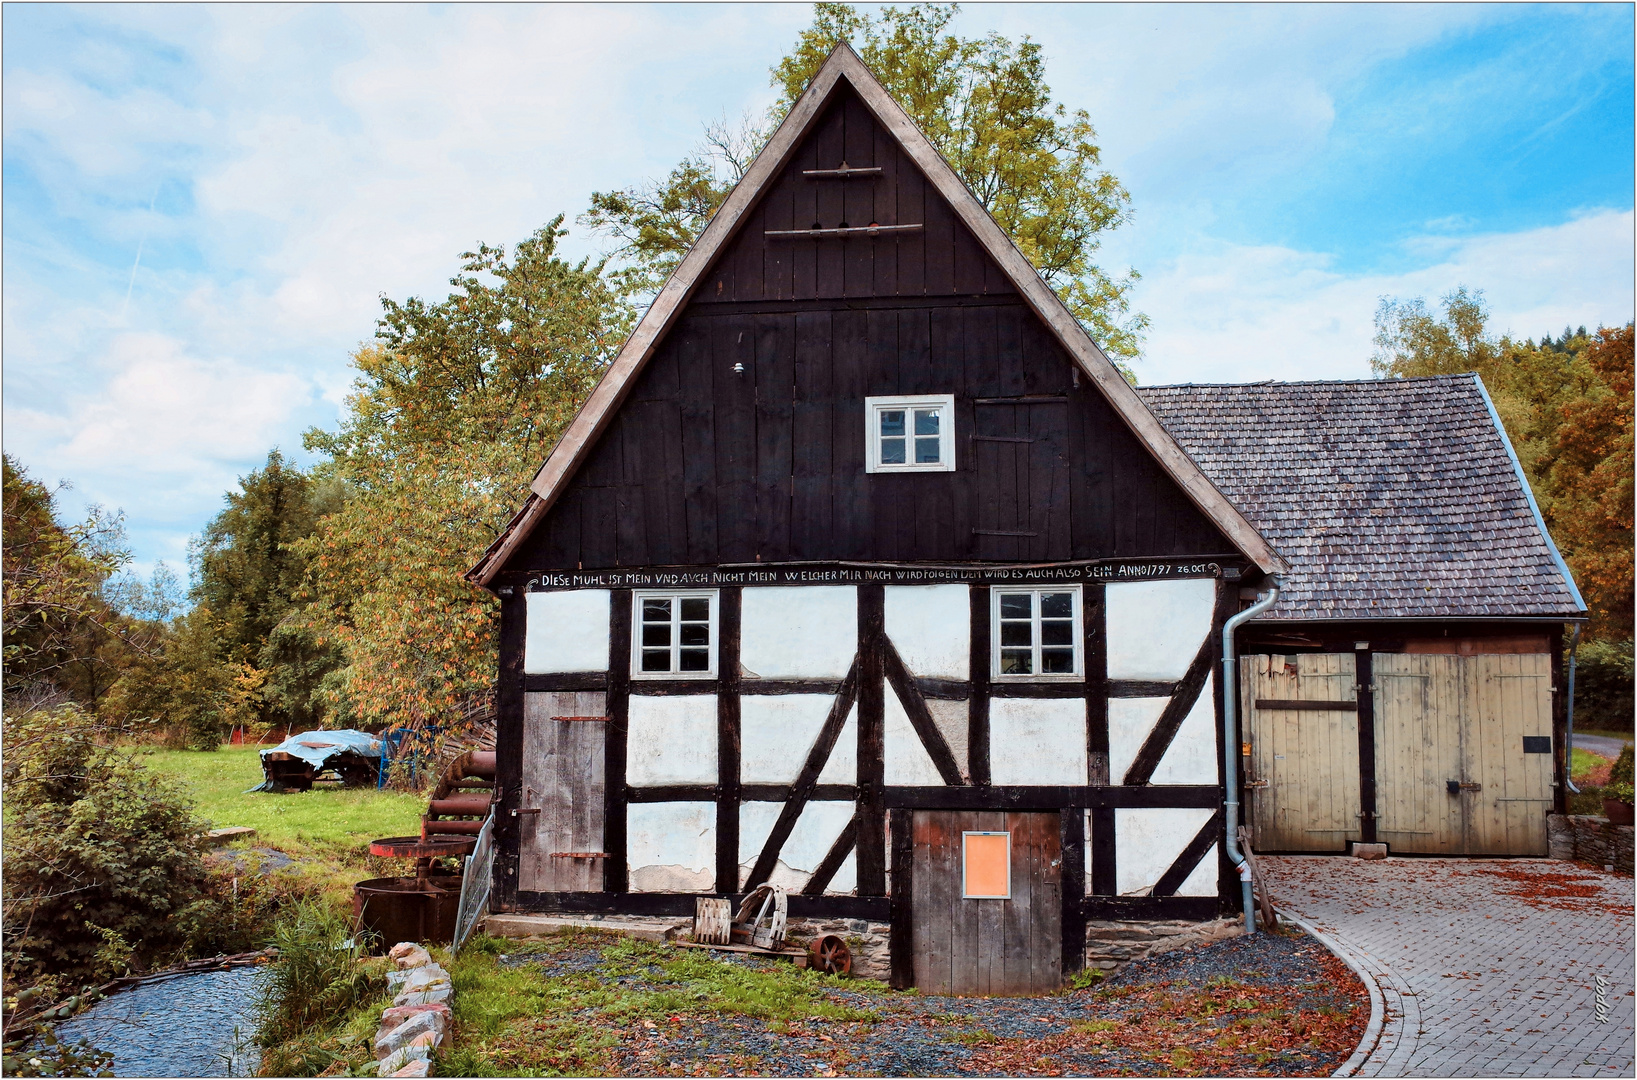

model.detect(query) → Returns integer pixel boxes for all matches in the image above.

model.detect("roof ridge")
[1137,373,1480,391]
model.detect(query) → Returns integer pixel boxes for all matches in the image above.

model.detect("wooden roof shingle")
[1137,373,1586,622]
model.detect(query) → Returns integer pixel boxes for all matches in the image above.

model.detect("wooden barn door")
[971,400,1070,560]
[1463,654,1553,855]
[520,692,607,891]
[1241,654,1361,851]
[1375,653,1551,855]
[909,810,1062,995]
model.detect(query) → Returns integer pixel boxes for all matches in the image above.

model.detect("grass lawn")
[141,745,425,873]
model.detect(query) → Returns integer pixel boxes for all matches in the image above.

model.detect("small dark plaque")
[1522,736,1552,754]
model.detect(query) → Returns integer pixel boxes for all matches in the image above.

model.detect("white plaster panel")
[884,684,944,786]
[740,586,857,679]
[737,801,856,892]
[1108,697,1168,785]
[818,707,857,785]
[927,699,969,783]
[1176,846,1218,897]
[884,585,970,679]
[628,802,715,893]
[627,696,717,786]
[1150,675,1219,786]
[1114,807,1215,896]
[524,590,610,673]
[740,695,829,784]
[1105,579,1216,681]
[827,852,858,895]
[988,697,1088,786]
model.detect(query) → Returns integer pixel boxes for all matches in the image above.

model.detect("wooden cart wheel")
[808,935,851,977]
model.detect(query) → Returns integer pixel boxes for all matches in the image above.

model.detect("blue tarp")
[260,728,381,771]
[248,729,384,790]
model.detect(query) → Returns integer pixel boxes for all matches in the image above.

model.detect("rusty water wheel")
[807,935,851,977]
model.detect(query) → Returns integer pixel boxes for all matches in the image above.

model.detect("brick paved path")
[1262,857,1634,1077]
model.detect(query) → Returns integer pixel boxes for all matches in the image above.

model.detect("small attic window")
[865,395,955,473]
[632,590,718,678]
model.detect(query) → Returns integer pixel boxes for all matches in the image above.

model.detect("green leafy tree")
[2,456,138,713]
[299,219,631,732]
[582,2,1147,365]
[188,450,347,735]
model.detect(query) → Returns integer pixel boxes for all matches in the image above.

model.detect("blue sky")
[3,3,1632,578]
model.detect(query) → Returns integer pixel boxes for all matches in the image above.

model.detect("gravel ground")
[501,928,1368,1077]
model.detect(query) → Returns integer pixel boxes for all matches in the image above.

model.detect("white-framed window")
[962,831,1010,899]
[865,394,956,473]
[992,587,1082,680]
[632,590,718,678]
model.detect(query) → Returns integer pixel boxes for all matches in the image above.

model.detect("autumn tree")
[299,219,630,731]
[582,2,1147,365]
[1373,288,1633,714]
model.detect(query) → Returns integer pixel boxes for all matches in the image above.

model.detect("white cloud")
[6,333,312,517]
[1135,208,1636,385]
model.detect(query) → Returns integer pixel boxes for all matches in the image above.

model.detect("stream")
[52,966,268,1077]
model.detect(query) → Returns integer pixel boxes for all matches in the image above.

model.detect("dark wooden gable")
[510,84,1238,572]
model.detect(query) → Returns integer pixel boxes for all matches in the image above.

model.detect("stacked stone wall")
[1547,814,1635,875]
[1083,917,1244,975]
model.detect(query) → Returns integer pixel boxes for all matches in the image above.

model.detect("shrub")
[1,705,221,986]
[1609,746,1634,788]
[1604,781,1635,806]
[1574,639,1634,733]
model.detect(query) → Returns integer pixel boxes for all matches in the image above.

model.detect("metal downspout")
[1566,624,1582,795]
[1222,577,1283,934]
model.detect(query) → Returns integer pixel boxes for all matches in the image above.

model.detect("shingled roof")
[1137,374,1586,622]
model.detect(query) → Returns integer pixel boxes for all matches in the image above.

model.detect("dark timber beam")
[857,585,887,895]
[493,588,526,912]
[604,589,632,893]
[716,588,742,893]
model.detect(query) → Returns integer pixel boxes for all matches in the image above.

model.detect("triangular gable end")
[469,44,1286,584]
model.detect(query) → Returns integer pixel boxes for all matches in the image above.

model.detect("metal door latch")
[1446,780,1482,795]
[511,807,541,817]
[1245,779,1270,789]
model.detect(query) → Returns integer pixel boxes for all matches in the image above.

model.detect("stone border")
[373,943,455,1077]
[1275,911,1387,1079]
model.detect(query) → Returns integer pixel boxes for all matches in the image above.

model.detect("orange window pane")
[963,832,1010,898]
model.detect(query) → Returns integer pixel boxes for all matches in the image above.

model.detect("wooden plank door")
[971,401,1070,561]
[520,691,607,892]
[910,810,1062,995]
[1463,653,1552,855]
[1374,654,1465,853]
[1241,654,1360,851]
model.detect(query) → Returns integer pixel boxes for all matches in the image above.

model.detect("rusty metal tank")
[353,874,462,947]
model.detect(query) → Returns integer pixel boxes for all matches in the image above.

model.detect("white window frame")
[991,586,1083,681]
[631,590,719,680]
[962,831,1011,899]
[864,394,956,473]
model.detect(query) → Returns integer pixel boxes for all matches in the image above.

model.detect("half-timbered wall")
[511,85,1235,571]
[510,573,1233,924]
